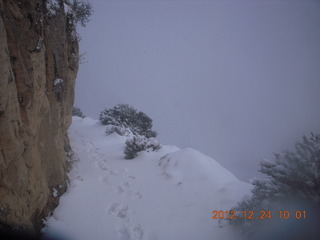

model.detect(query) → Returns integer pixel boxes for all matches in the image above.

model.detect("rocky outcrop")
[0,0,78,232]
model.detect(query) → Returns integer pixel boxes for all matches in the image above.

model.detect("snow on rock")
[42,117,251,240]
[63,2,73,14]
[52,188,58,198]
[53,78,64,96]
[54,78,64,86]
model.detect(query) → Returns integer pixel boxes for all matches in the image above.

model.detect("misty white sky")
[75,0,320,182]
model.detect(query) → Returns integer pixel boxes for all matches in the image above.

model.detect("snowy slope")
[43,117,251,240]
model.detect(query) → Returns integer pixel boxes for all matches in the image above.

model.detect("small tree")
[46,0,92,27]
[62,0,92,39]
[229,133,320,239]
[71,0,92,27]
[105,125,131,136]
[99,104,157,138]
[124,136,161,159]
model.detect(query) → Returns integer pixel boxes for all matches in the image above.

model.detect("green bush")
[229,133,320,239]
[99,104,157,138]
[71,0,92,27]
[124,136,161,159]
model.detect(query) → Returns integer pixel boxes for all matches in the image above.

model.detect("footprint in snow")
[107,202,145,240]
[76,176,84,181]
[133,191,142,199]
[107,203,119,214]
[107,203,128,219]
[117,223,144,240]
[117,205,128,219]
[95,161,109,171]
[132,224,144,240]
[117,181,130,194]
[117,225,131,240]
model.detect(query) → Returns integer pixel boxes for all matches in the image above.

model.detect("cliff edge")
[0,0,79,232]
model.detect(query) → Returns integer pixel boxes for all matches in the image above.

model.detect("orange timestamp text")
[211,210,307,220]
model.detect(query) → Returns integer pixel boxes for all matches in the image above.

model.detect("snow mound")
[159,147,238,184]
[158,147,251,209]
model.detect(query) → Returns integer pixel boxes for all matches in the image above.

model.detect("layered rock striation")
[0,0,78,232]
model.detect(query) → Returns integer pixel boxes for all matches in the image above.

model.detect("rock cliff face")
[0,0,78,232]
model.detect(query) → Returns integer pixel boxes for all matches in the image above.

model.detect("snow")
[35,36,43,52]
[52,188,58,198]
[42,117,251,240]
[54,78,64,86]
[63,3,73,15]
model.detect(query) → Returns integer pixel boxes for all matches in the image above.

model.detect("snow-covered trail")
[43,117,251,240]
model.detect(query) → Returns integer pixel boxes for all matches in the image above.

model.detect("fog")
[74,0,320,182]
